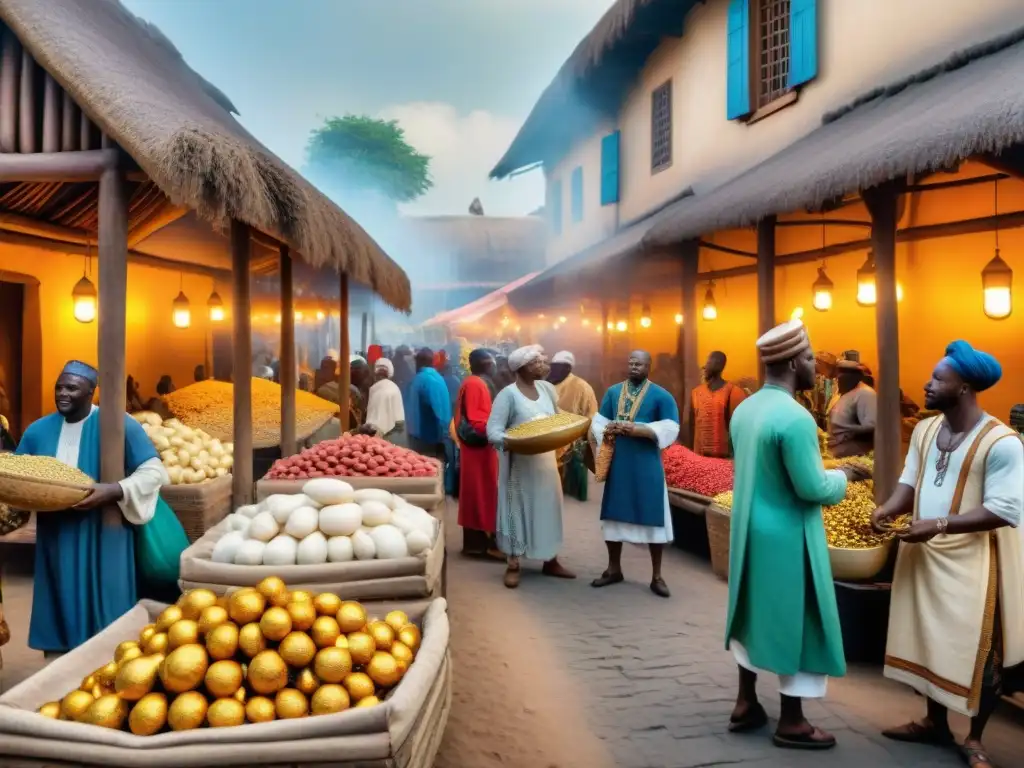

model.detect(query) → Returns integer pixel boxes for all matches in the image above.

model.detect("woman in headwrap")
[486,344,574,588]
[364,358,407,446]
[872,340,1024,767]
[391,345,416,405]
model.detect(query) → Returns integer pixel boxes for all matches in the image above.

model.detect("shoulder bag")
[456,385,489,448]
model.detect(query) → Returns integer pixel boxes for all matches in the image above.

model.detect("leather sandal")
[503,565,521,589]
[961,740,994,767]
[728,702,768,733]
[590,570,624,588]
[882,720,955,746]
[772,726,837,750]
[541,560,576,579]
[650,577,671,598]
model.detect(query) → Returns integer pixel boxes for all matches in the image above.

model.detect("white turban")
[508,344,544,373]
[756,319,811,364]
[551,350,575,367]
[375,358,394,378]
[350,354,366,365]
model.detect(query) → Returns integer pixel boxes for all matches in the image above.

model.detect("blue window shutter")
[600,131,620,205]
[789,0,819,87]
[550,180,562,235]
[571,166,583,222]
[726,0,751,120]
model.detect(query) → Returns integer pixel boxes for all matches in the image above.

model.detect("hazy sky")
[123,0,613,217]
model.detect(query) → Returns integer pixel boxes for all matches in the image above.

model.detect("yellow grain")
[0,454,92,485]
[506,413,587,439]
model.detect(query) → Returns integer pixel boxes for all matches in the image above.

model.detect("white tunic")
[56,406,168,525]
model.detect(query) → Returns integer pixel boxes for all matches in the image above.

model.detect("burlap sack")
[0,598,451,767]
[594,436,615,482]
[161,475,234,543]
[178,518,445,601]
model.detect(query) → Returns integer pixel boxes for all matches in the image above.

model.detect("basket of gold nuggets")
[0,454,93,512]
[824,479,907,581]
[505,413,591,456]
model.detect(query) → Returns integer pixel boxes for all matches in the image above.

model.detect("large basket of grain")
[0,593,451,768]
[504,413,591,456]
[0,455,92,512]
[163,379,339,450]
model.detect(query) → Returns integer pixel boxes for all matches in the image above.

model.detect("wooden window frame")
[746,0,798,123]
[650,79,673,174]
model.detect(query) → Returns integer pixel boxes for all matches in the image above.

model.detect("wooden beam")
[41,74,60,153]
[360,312,368,354]
[776,218,871,228]
[338,273,351,431]
[698,209,1024,280]
[863,181,904,504]
[18,47,35,154]
[97,162,128,528]
[906,172,1006,194]
[0,28,20,153]
[231,220,254,506]
[698,240,756,258]
[279,245,297,457]
[61,91,77,152]
[756,216,776,386]
[127,202,188,248]
[0,148,121,182]
[0,212,88,244]
[679,240,700,446]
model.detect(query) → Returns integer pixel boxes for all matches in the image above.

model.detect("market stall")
[0,583,450,767]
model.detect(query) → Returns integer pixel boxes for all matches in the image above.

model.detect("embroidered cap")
[756,320,811,365]
[552,351,575,367]
[60,360,98,385]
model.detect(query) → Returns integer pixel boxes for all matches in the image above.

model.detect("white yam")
[369,525,408,559]
[318,503,363,537]
[248,511,280,542]
[263,535,298,566]
[233,539,267,565]
[284,506,319,539]
[359,500,392,527]
[353,489,393,506]
[297,531,329,564]
[405,529,431,556]
[265,494,316,524]
[211,531,244,563]
[302,478,355,506]
[351,529,376,560]
[326,535,354,562]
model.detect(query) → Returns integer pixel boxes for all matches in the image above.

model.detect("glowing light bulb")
[674,313,683,325]
[615,320,627,332]
[172,291,191,329]
[72,276,97,324]
[791,306,804,320]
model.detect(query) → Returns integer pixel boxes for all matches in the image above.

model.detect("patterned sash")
[615,379,650,423]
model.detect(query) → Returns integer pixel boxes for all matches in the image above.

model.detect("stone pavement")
[434,487,1024,768]
[2,486,1023,768]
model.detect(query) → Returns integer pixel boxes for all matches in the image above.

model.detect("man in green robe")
[724,319,869,750]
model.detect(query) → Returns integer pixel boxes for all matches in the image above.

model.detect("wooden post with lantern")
[231,220,254,505]
[97,159,128,526]
[280,244,297,457]
[679,240,700,445]
[863,181,904,503]
[338,272,351,431]
[756,216,777,386]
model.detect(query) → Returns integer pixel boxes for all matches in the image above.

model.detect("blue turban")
[941,340,1002,392]
[61,360,98,385]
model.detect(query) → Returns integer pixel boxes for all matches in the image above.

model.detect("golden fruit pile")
[823,480,908,549]
[822,454,874,472]
[36,579,423,734]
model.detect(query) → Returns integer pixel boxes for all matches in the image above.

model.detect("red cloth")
[367,345,383,367]
[434,350,448,370]
[456,375,497,533]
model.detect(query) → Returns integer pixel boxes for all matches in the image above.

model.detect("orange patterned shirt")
[691,382,746,458]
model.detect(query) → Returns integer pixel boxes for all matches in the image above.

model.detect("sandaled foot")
[728,702,767,733]
[882,720,955,745]
[650,577,670,598]
[542,560,576,579]
[503,566,521,589]
[485,548,506,562]
[590,570,624,588]
[773,726,836,750]
[961,739,994,767]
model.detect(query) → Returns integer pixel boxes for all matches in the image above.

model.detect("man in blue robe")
[17,360,168,654]
[407,347,453,462]
[590,350,680,597]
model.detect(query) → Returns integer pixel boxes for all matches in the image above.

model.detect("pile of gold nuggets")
[37,578,423,734]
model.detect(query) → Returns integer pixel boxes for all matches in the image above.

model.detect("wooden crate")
[160,474,233,543]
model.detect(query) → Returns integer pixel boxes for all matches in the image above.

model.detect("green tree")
[305,115,432,203]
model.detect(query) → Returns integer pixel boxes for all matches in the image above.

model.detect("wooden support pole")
[756,216,776,386]
[0,28,20,153]
[369,304,377,347]
[360,312,368,354]
[280,245,297,457]
[680,240,700,445]
[338,273,352,430]
[231,220,254,506]
[600,299,611,392]
[18,47,35,154]
[97,161,128,527]
[41,74,60,153]
[0,148,123,182]
[863,182,904,504]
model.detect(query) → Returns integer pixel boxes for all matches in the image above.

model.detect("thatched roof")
[646,27,1024,247]
[490,0,696,179]
[0,0,411,310]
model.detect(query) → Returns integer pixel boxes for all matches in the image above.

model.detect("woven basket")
[594,436,614,482]
[0,471,91,512]
[705,503,731,581]
[161,474,233,543]
[505,415,591,456]
[667,488,712,516]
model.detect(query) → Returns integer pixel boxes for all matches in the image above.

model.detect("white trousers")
[730,639,828,699]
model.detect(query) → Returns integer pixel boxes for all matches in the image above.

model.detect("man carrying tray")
[16,360,169,655]
[590,350,679,598]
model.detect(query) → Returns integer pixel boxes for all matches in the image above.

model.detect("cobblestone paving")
[436,488,1024,768]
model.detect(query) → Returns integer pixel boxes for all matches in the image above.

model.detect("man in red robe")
[456,349,501,559]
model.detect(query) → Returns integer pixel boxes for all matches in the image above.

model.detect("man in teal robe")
[17,360,168,654]
[408,347,453,461]
[725,321,868,750]
[590,350,679,597]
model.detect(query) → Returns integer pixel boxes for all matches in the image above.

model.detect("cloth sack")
[135,496,188,598]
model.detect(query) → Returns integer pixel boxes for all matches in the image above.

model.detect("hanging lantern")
[897,283,905,302]
[812,267,833,312]
[172,290,191,329]
[674,313,683,325]
[701,284,717,321]
[856,253,876,306]
[207,291,225,322]
[558,315,567,323]
[639,302,652,329]
[316,309,326,321]
[294,310,304,322]
[982,251,1013,319]
[615,320,628,332]
[72,275,98,324]
[606,320,614,331]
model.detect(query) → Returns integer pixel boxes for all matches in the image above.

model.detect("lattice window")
[755,0,791,108]
[651,80,672,172]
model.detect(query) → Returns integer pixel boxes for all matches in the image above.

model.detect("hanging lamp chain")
[994,177,1000,252]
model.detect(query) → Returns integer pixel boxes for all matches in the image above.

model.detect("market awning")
[421,272,541,327]
[646,27,1024,246]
